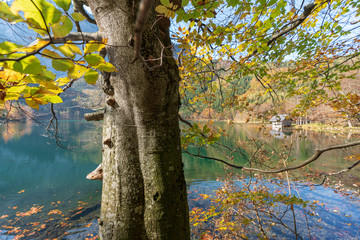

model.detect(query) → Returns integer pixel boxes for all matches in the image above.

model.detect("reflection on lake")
[0,121,359,239]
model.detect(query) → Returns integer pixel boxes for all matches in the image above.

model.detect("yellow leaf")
[84,41,105,54]
[16,40,49,53]
[155,5,168,14]
[25,98,40,110]
[66,42,82,55]
[0,68,24,81]
[68,64,87,79]
[42,49,62,59]
[55,77,71,86]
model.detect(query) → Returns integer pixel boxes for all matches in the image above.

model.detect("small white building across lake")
[270,114,292,130]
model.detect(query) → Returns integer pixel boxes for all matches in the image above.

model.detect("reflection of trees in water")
[186,122,360,178]
[1,120,34,142]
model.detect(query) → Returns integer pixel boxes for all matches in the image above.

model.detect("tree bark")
[86,0,189,239]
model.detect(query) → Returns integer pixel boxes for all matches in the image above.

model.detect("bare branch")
[179,114,193,128]
[73,0,96,24]
[86,163,103,180]
[84,111,104,121]
[38,31,102,44]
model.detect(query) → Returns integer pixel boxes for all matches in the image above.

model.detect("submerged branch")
[314,159,360,186]
[185,141,360,174]
[243,141,360,173]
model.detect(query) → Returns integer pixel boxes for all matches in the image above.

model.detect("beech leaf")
[84,68,99,85]
[53,0,71,11]
[52,15,73,38]
[84,54,104,66]
[11,0,62,30]
[71,12,86,21]
[13,56,42,74]
[84,41,105,54]
[93,62,117,72]
[52,59,74,71]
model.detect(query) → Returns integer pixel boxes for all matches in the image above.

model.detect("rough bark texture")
[86,0,189,239]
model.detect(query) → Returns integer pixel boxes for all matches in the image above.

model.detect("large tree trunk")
[87,0,189,239]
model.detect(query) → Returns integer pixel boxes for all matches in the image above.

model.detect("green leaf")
[51,15,73,38]
[93,62,116,72]
[84,41,105,54]
[53,0,71,11]
[160,0,170,7]
[84,68,98,85]
[182,0,189,7]
[176,8,185,23]
[268,0,277,6]
[84,54,104,66]
[0,41,23,54]
[11,0,62,30]
[38,67,56,81]
[259,0,266,5]
[52,59,74,71]
[0,1,23,23]
[26,17,48,36]
[227,0,239,7]
[44,94,63,103]
[13,56,42,74]
[71,12,86,21]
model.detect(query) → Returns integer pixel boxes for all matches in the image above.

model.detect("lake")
[0,121,359,239]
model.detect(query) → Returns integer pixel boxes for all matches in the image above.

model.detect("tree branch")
[73,0,96,24]
[183,150,244,169]
[249,3,316,58]
[242,141,360,173]
[0,42,51,62]
[185,141,360,174]
[267,3,316,46]
[132,0,154,63]
[84,111,104,121]
[0,32,102,62]
[38,31,102,44]
[314,159,360,186]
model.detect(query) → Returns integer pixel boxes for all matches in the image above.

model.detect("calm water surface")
[0,121,359,239]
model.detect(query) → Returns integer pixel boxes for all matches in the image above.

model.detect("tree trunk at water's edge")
[86,0,190,239]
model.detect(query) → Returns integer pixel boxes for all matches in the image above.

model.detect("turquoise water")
[0,121,359,239]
